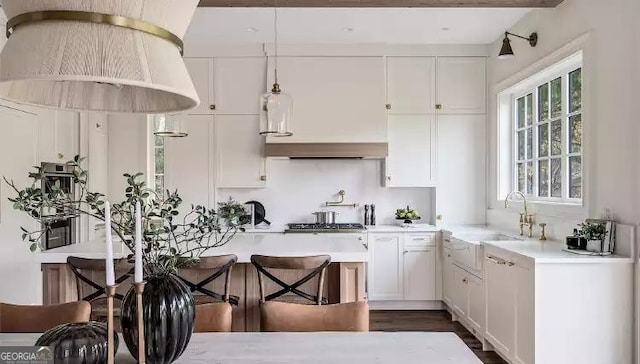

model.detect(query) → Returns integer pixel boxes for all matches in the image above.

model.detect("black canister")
[371,204,376,226]
[364,205,371,226]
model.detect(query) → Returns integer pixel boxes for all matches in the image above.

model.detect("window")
[153,135,165,196]
[513,63,583,203]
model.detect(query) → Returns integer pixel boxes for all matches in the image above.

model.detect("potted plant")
[5,156,247,363]
[395,205,421,227]
[579,221,608,253]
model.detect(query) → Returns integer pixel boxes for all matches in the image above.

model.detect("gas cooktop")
[285,223,366,233]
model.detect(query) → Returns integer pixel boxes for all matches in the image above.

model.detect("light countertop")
[365,224,439,233]
[38,233,369,264]
[482,239,633,264]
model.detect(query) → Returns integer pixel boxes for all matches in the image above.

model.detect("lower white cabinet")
[448,263,484,336]
[466,273,484,334]
[403,245,436,301]
[482,245,632,364]
[442,247,454,306]
[368,233,436,302]
[368,234,404,300]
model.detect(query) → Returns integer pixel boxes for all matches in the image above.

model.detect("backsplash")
[217,159,433,225]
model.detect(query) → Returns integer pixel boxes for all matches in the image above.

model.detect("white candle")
[104,201,115,287]
[134,201,143,283]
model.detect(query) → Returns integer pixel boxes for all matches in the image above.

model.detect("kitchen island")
[39,233,368,332]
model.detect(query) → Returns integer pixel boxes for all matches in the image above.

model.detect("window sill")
[492,199,587,220]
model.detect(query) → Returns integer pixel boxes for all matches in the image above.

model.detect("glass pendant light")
[259,0,293,137]
[153,114,188,137]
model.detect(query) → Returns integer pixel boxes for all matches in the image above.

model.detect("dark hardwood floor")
[370,310,506,364]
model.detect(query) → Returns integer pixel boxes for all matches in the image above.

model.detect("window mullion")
[561,74,569,200]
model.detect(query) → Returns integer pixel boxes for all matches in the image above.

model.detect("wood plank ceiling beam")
[198,0,563,7]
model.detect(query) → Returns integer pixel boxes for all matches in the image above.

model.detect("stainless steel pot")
[312,211,338,225]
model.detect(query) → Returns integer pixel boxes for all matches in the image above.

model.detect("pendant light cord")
[273,0,279,85]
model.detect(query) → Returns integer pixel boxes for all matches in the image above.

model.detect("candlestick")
[104,202,115,286]
[134,201,143,283]
[105,284,118,364]
[134,281,147,364]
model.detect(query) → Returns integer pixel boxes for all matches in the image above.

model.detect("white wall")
[486,0,639,240]
[217,159,432,226]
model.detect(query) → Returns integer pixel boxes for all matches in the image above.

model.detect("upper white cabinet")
[368,234,404,301]
[436,57,486,114]
[184,58,215,114]
[266,57,386,143]
[213,57,266,115]
[215,115,266,188]
[436,114,486,224]
[386,57,436,114]
[385,114,436,187]
[369,233,436,302]
[38,110,80,163]
[164,115,214,212]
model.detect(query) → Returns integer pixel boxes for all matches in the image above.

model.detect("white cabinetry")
[215,115,266,188]
[482,245,632,364]
[436,114,486,224]
[386,57,436,114]
[164,115,214,212]
[451,265,468,317]
[403,242,436,301]
[38,110,80,163]
[214,57,266,115]
[266,57,386,143]
[466,273,484,334]
[384,115,436,187]
[442,247,454,306]
[485,251,516,359]
[184,58,215,114]
[369,234,404,301]
[368,233,436,303]
[436,57,486,114]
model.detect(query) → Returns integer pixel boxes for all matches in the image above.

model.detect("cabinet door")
[514,263,535,364]
[215,115,266,188]
[386,57,436,114]
[485,253,516,360]
[368,234,404,301]
[467,273,484,334]
[451,265,468,317]
[436,114,486,224]
[442,248,454,306]
[164,115,214,213]
[184,58,214,114]
[436,57,486,114]
[385,115,436,187]
[266,57,386,143]
[403,246,436,301]
[54,110,80,162]
[214,57,266,115]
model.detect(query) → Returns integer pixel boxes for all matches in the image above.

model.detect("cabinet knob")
[447,253,451,258]
[436,104,443,110]
[209,104,216,110]
[507,261,515,267]
[385,104,392,110]
[386,176,392,181]
[462,277,468,284]
[260,175,267,182]
[57,153,64,159]
[403,250,408,254]
[436,214,443,221]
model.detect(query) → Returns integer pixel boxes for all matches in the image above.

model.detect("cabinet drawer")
[405,234,436,247]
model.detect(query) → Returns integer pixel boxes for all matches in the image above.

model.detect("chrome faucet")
[504,191,534,237]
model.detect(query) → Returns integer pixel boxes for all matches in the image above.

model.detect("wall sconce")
[498,32,538,60]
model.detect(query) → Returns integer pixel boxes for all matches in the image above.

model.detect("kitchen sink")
[445,233,521,272]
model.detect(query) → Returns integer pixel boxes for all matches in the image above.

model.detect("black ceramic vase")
[120,273,195,364]
[35,321,118,364]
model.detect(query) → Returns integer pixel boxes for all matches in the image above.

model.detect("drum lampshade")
[0,0,200,114]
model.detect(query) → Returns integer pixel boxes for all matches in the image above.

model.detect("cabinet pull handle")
[403,250,408,254]
[260,175,267,181]
[486,255,506,265]
[506,261,515,267]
